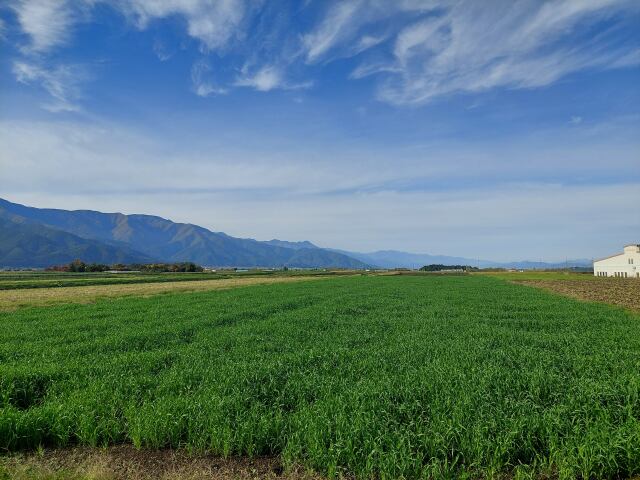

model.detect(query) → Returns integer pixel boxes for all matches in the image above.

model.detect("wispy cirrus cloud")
[299,0,437,64]
[190,59,227,97]
[152,38,174,62]
[234,65,313,92]
[115,0,248,52]
[302,0,365,63]
[299,0,639,104]
[5,0,640,107]
[235,65,285,91]
[10,0,77,52]
[7,0,251,106]
[9,0,249,53]
[352,0,640,104]
[12,60,88,111]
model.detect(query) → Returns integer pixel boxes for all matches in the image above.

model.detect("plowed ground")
[512,278,640,312]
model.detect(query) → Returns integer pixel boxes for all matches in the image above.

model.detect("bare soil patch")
[513,278,640,313]
[0,276,323,311]
[0,446,323,480]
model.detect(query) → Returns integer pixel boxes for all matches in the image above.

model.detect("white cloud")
[115,0,247,52]
[2,114,638,197]
[609,47,640,68]
[7,0,252,103]
[5,0,640,106]
[235,65,283,91]
[302,0,364,63]
[152,38,174,61]
[296,0,639,104]
[299,0,443,64]
[190,59,227,96]
[373,0,640,104]
[234,65,313,92]
[11,0,75,52]
[9,0,249,53]
[349,62,400,80]
[12,61,87,111]
[393,16,446,65]
[355,35,386,52]
[8,1,89,111]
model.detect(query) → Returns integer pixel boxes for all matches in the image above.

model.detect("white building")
[593,244,640,278]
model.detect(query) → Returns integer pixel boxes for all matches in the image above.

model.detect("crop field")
[512,278,640,313]
[476,271,640,313]
[0,275,323,311]
[475,272,596,282]
[0,271,227,290]
[0,270,343,291]
[1,275,639,479]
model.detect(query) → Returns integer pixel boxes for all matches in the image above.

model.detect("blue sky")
[1,0,639,261]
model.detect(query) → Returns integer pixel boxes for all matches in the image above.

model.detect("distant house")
[593,244,640,278]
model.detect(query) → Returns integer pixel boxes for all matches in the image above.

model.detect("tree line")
[46,260,204,273]
[419,264,479,272]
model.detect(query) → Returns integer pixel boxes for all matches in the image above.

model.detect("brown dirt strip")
[512,278,640,313]
[0,446,323,480]
[0,276,324,311]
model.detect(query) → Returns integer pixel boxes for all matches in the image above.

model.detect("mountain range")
[0,198,367,269]
[0,198,591,269]
[330,249,592,270]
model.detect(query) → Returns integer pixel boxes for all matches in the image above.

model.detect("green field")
[0,270,354,291]
[1,276,639,479]
[0,271,254,290]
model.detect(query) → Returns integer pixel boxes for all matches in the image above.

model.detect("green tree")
[68,259,86,272]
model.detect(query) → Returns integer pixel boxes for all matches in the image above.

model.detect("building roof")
[594,244,640,263]
[593,253,624,263]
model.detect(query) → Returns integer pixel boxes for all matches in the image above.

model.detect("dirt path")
[0,276,324,311]
[512,278,640,313]
[0,446,322,480]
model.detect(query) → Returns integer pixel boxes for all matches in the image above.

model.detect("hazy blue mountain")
[0,217,153,268]
[332,249,484,269]
[0,198,368,268]
[264,239,318,250]
[331,248,591,270]
[0,198,591,270]
[500,259,592,269]
[282,248,366,269]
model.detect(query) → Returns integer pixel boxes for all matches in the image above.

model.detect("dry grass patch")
[512,278,640,312]
[0,276,322,311]
[0,446,323,480]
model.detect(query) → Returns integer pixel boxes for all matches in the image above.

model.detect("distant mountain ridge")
[0,198,367,269]
[0,198,592,270]
[329,248,592,270]
[0,217,154,268]
[264,239,318,250]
